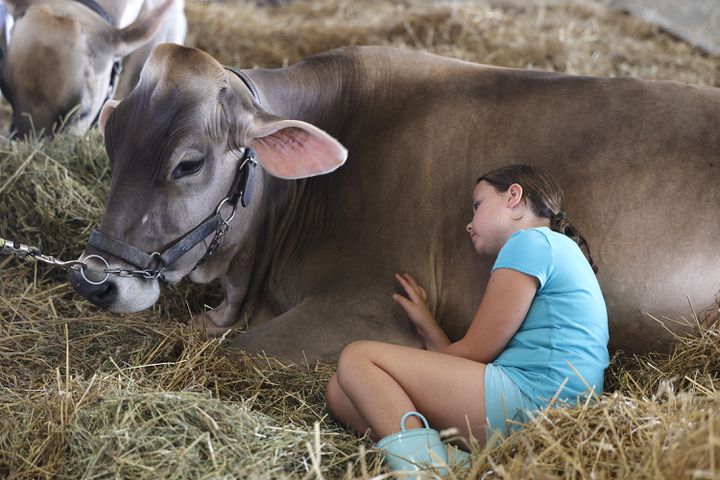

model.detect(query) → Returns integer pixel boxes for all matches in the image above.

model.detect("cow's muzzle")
[70,261,161,313]
[69,267,117,309]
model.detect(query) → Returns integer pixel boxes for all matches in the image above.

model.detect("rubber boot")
[376,412,448,478]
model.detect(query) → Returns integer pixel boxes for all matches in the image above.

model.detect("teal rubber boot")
[376,412,448,478]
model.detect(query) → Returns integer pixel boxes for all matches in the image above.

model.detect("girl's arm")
[393,269,538,362]
[441,268,538,363]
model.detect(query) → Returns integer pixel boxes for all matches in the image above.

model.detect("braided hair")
[478,164,598,273]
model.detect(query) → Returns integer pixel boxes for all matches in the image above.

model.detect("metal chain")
[190,194,239,269]
[103,267,166,280]
[194,217,231,268]
[1,191,240,281]
[1,238,87,271]
[0,237,163,281]
[102,250,167,280]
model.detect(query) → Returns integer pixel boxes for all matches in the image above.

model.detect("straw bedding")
[1,0,719,478]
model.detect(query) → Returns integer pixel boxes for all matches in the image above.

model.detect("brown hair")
[478,164,598,273]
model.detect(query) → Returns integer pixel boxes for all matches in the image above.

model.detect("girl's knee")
[337,340,380,370]
[336,340,381,389]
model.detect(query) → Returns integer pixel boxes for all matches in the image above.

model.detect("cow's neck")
[242,54,363,135]
[226,49,435,314]
[221,51,377,313]
[204,172,306,321]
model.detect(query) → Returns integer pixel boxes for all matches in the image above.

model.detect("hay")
[1,0,719,478]
[185,0,718,86]
[0,131,108,278]
[478,387,720,479]
[0,266,383,479]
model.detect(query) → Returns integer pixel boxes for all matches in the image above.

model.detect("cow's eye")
[172,159,204,179]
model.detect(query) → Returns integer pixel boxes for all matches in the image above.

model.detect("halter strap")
[72,0,114,24]
[87,149,256,273]
[225,66,262,105]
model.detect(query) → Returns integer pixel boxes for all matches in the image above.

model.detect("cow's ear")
[248,119,348,179]
[107,0,177,57]
[98,99,119,138]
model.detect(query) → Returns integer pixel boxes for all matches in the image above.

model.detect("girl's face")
[466,180,515,256]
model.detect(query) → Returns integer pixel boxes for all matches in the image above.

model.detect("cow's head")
[0,0,176,138]
[70,44,347,313]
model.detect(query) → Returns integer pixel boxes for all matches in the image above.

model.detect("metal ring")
[149,251,164,266]
[80,254,111,286]
[215,197,237,223]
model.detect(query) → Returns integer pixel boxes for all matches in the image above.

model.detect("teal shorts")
[484,363,541,440]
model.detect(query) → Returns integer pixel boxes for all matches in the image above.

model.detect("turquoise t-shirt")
[491,227,609,407]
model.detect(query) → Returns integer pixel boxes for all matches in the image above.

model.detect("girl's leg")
[326,373,370,435]
[328,340,488,443]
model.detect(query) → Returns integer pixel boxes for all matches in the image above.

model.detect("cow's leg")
[190,274,247,336]
[228,292,422,364]
[191,298,247,336]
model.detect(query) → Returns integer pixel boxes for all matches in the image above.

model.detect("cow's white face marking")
[106,276,161,313]
[141,214,149,225]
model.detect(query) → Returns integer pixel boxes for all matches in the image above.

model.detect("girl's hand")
[393,273,431,326]
[393,273,450,350]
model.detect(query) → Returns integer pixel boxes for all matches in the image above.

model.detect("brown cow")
[0,0,186,138]
[71,44,720,363]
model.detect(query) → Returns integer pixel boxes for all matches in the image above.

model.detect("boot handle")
[400,411,430,431]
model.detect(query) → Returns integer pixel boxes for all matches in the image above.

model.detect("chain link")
[192,196,237,269]
[2,192,238,281]
[194,219,231,268]
[1,238,87,271]
[0,238,165,281]
[103,268,167,280]
[97,251,167,280]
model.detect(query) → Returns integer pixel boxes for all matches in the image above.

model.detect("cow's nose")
[69,269,117,309]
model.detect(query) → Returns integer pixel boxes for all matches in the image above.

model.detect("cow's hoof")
[191,311,245,337]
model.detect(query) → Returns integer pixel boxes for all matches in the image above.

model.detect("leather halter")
[85,67,262,279]
[73,0,113,23]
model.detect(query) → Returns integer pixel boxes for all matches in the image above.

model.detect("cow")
[0,0,186,138]
[70,43,720,364]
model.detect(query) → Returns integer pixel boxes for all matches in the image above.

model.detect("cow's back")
[296,47,720,355]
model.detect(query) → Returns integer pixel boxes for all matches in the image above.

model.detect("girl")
[325,164,609,470]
